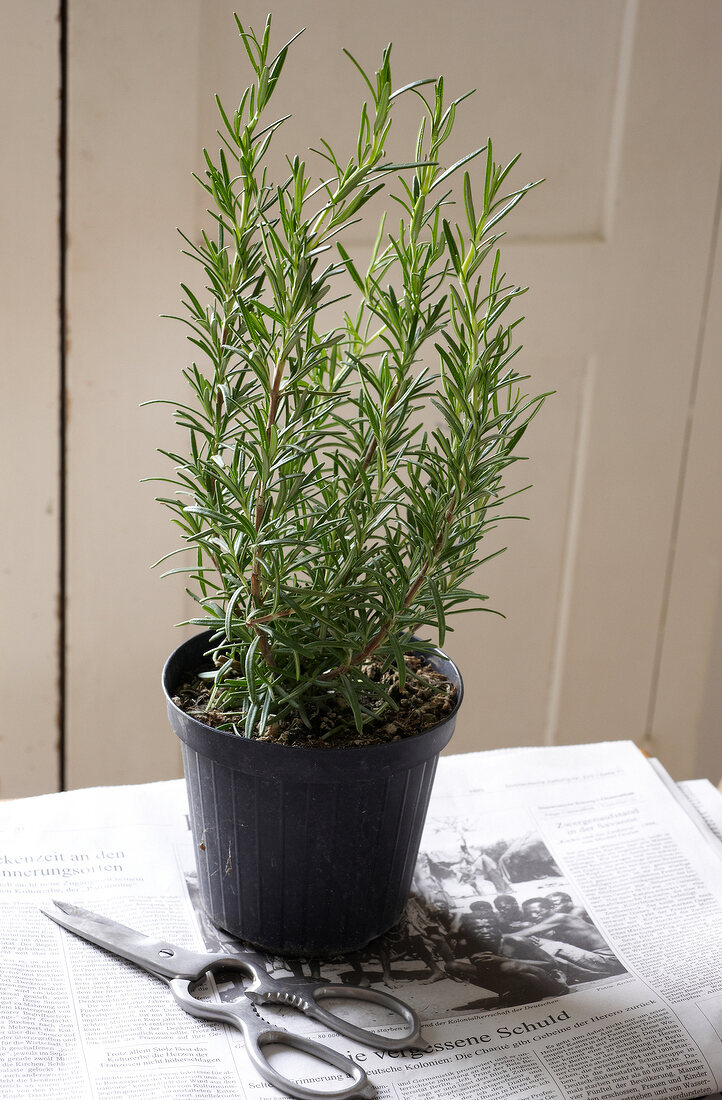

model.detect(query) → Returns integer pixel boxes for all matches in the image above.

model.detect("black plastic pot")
[163,631,463,957]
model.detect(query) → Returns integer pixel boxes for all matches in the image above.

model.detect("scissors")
[41,899,424,1100]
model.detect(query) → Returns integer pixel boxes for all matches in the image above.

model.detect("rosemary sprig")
[148,14,547,736]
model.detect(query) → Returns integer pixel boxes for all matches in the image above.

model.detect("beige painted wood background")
[0,4,60,796]
[1,0,721,796]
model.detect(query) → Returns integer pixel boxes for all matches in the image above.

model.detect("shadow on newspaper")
[186,827,626,1020]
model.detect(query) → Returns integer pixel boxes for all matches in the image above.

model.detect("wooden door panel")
[655,194,722,781]
[0,4,60,796]
[64,0,202,788]
[58,0,722,788]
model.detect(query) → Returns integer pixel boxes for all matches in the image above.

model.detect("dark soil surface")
[172,655,458,748]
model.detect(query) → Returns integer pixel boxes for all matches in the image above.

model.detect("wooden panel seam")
[642,153,722,756]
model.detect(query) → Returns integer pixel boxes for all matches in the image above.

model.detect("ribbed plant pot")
[163,631,463,957]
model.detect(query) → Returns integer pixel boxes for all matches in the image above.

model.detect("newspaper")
[2,740,722,1100]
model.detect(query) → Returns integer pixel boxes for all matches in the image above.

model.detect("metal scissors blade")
[40,899,236,980]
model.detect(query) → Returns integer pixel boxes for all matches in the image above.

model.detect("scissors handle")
[250,981,423,1051]
[226,950,423,1052]
[169,979,375,1100]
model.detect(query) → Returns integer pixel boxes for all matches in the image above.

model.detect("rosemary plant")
[152,15,546,739]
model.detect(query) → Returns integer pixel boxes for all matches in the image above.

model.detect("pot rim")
[163,629,463,773]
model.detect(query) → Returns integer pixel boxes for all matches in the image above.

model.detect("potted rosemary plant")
[154,15,545,956]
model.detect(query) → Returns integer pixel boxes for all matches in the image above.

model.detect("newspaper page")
[631,778,722,1100]
[674,777,722,850]
[679,780,722,845]
[646,762,722,862]
[2,741,722,1100]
